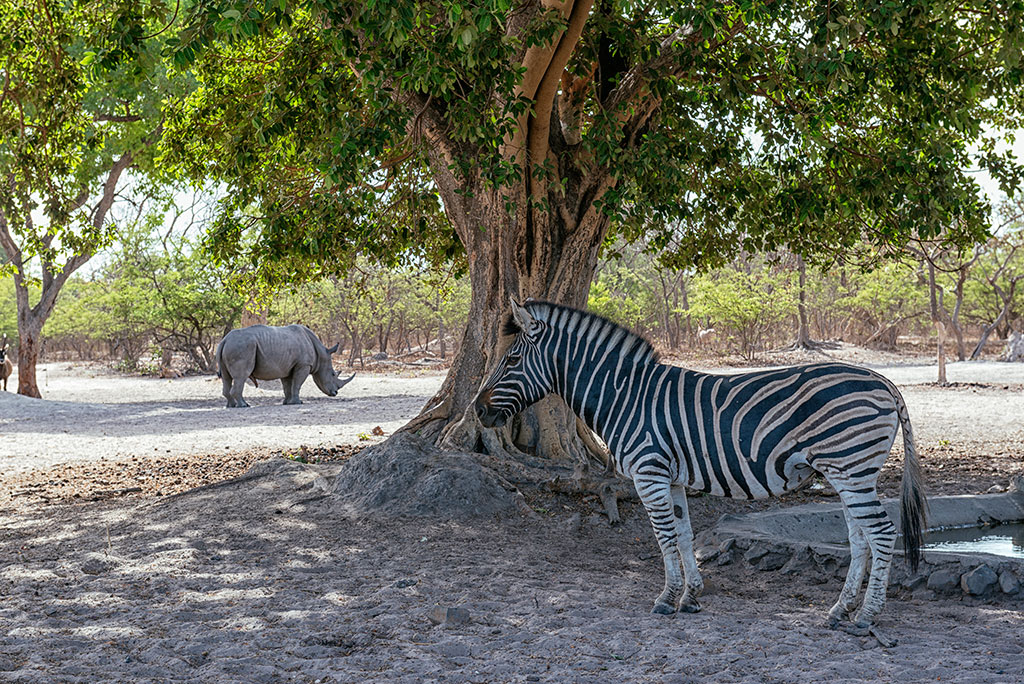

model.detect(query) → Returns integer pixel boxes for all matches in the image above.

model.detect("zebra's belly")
[679,448,815,501]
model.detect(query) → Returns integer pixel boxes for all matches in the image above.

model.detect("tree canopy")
[167,0,1024,287]
[0,0,185,394]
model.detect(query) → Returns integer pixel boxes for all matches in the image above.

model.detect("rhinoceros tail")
[215,338,224,378]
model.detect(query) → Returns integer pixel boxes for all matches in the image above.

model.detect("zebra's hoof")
[651,601,676,615]
[679,597,701,613]
[839,622,870,638]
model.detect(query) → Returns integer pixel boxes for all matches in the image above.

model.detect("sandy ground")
[0,364,446,474]
[1,355,1023,683]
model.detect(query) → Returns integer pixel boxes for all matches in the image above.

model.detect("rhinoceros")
[216,324,354,408]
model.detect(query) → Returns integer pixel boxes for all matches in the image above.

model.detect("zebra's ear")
[509,296,536,333]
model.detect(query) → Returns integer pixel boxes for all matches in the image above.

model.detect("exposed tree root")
[398,397,451,437]
[400,390,633,524]
[546,469,635,524]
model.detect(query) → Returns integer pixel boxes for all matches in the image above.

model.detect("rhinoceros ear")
[326,343,339,354]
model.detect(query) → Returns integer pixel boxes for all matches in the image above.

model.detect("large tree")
[166,1,1024,453]
[0,1,178,396]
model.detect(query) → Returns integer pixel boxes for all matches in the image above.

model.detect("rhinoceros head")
[311,343,355,397]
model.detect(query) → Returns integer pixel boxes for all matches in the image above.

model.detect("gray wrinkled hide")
[216,324,354,407]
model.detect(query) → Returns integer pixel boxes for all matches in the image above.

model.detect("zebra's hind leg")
[670,484,703,613]
[826,479,899,645]
[634,477,686,614]
[827,506,870,628]
[853,509,898,628]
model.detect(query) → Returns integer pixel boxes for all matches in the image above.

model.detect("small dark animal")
[0,335,11,391]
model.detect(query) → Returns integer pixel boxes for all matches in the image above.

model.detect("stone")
[695,544,720,563]
[80,553,119,576]
[756,549,791,571]
[744,541,790,570]
[716,549,735,566]
[428,606,471,627]
[780,546,814,575]
[961,565,999,596]
[393,578,417,589]
[926,567,960,593]
[744,542,770,564]
[998,570,1020,595]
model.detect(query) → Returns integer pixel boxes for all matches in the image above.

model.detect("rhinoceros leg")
[226,374,249,408]
[283,366,309,405]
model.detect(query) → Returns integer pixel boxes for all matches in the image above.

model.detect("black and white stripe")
[475,300,926,634]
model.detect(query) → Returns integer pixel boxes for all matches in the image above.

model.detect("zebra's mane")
[506,301,660,365]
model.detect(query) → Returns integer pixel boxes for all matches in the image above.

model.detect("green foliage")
[107,225,247,371]
[835,262,928,346]
[689,262,798,359]
[161,0,1024,289]
[0,0,183,253]
[268,262,471,364]
[41,279,113,346]
[0,278,19,342]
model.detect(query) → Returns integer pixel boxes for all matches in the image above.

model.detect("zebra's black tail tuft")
[896,391,927,573]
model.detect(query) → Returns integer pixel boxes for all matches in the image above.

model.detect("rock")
[695,544,720,563]
[744,541,790,571]
[80,552,119,575]
[985,484,1003,494]
[780,546,814,575]
[744,542,770,564]
[371,352,388,361]
[961,565,999,596]
[393,578,417,588]
[716,549,736,566]
[900,574,926,591]
[998,571,1020,595]
[926,567,960,593]
[428,606,471,627]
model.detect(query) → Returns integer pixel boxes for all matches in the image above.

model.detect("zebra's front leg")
[671,484,703,613]
[634,477,690,615]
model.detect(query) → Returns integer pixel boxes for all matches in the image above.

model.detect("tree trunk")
[409,173,610,460]
[950,270,968,361]
[16,321,43,398]
[928,262,947,384]
[795,257,812,348]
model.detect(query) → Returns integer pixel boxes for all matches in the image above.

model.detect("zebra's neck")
[549,324,666,448]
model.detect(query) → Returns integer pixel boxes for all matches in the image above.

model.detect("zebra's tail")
[893,386,927,573]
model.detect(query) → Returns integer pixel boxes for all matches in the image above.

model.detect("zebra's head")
[474,297,554,428]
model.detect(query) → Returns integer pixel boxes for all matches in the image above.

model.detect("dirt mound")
[329,432,521,520]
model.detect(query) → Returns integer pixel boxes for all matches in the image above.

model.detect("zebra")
[474,298,926,643]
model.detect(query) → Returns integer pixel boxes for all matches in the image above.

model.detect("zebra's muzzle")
[474,391,507,428]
